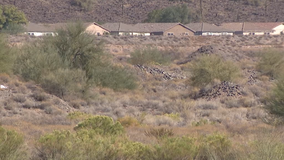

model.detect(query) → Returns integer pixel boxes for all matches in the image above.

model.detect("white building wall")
[26,32,55,36]
[272,25,284,35]
[202,32,233,36]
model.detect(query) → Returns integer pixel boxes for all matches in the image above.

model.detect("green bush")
[197,133,237,160]
[257,49,284,79]
[118,142,153,160]
[242,135,284,160]
[0,5,27,30]
[0,34,15,74]
[74,115,125,136]
[265,75,284,118]
[129,47,171,65]
[90,65,137,91]
[35,129,119,160]
[0,126,27,160]
[189,54,240,87]
[2,23,26,35]
[145,4,199,23]
[154,136,198,160]
[35,129,238,160]
[40,68,86,98]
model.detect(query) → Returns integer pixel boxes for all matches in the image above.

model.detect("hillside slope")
[1,0,284,24]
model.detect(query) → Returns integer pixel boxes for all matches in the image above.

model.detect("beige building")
[101,22,195,36]
[85,22,110,35]
[186,23,234,36]
[221,22,284,35]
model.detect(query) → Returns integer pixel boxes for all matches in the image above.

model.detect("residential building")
[101,22,195,36]
[186,23,234,36]
[221,22,284,35]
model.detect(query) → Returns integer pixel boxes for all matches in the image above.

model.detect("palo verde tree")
[0,5,27,30]
[14,22,136,98]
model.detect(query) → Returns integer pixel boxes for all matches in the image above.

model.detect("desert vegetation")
[1,21,284,159]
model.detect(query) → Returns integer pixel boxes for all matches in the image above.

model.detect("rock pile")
[247,70,258,85]
[196,81,243,100]
[177,45,216,65]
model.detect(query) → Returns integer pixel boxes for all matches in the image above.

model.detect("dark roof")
[25,22,66,32]
[221,22,284,32]
[186,23,233,32]
[101,22,195,33]
[101,23,135,32]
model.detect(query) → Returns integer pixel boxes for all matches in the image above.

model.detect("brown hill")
[1,0,284,24]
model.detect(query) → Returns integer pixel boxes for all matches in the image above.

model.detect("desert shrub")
[188,54,240,87]
[129,47,171,65]
[0,126,27,160]
[192,119,214,126]
[40,68,86,98]
[265,75,284,119]
[2,23,26,35]
[13,94,26,103]
[67,111,93,120]
[257,49,284,79]
[164,113,180,121]
[35,129,155,160]
[243,135,284,160]
[197,133,237,160]
[35,129,119,160]
[74,115,125,136]
[32,92,49,102]
[154,136,198,160]
[0,34,15,74]
[144,128,174,139]
[13,42,63,82]
[118,142,153,160]
[22,100,34,109]
[117,116,140,127]
[90,65,137,91]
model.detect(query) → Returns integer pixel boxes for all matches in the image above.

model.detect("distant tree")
[145,4,198,23]
[0,5,27,30]
[71,0,96,11]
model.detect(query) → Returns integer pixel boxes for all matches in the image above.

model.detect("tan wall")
[164,25,194,36]
[85,24,109,35]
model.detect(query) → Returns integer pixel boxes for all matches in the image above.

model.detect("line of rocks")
[196,81,243,100]
[136,64,186,80]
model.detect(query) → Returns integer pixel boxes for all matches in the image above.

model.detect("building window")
[167,32,174,36]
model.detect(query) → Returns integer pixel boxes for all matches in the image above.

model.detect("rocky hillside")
[1,0,284,24]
